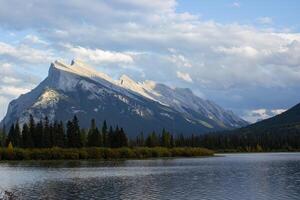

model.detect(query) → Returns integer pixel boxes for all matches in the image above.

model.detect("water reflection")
[0,153,299,200]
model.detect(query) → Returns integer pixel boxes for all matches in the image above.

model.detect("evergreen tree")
[72,115,82,148]
[14,121,21,147]
[119,128,128,147]
[108,126,114,148]
[43,117,51,148]
[28,115,36,147]
[67,115,82,148]
[87,119,98,147]
[57,121,65,147]
[146,131,159,147]
[102,120,108,147]
[80,128,87,147]
[0,124,6,147]
[161,129,171,147]
[66,120,73,148]
[136,132,144,146]
[22,123,33,148]
[7,123,15,146]
[35,120,44,148]
[170,134,175,148]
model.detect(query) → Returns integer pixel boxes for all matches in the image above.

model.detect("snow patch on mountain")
[33,88,65,109]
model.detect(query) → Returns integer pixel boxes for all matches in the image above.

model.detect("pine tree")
[28,115,36,147]
[136,132,144,147]
[22,123,33,148]
[0,124,6,147]
[35,120,44,148]
[146,131,159,147]
[170,134,175,148]
[119,128,128,147]
[67,115,82,148]
[102,120,108,147]
[66,120,73,148]
[43,117,51,148]
[108,126,114,148]
[87,119,97,147]
[14,121,21,147]
[161,129,170,147]
[80,128,87,147]
[7,123,15,147]
[72,115,82,148]
[57,121,65,147]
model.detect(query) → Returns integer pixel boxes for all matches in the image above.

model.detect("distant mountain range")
[227,103,300,135]
[0,60,247,137]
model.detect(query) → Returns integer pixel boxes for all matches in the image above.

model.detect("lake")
[0,153,300,200]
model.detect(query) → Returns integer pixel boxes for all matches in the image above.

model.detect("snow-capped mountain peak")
[1,60,248,136]
[51,59,114,84]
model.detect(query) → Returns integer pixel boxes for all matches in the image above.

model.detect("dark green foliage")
[102,120,109,147]
[0,147,214,161]
[67,116,82,148]
[0,125,6,147]
[22,123,33,148]
[34,120,44,148]
[146,131,159,147]
[43,117,52,148]
[87,119,100,147]
[5,109,300,153]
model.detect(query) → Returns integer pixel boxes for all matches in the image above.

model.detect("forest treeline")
[1,115,300,152]
[0,115,191,149]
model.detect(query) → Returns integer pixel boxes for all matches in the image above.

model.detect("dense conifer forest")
[0,114,299,156]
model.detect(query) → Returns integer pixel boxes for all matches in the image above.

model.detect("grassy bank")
[0,147,214,161]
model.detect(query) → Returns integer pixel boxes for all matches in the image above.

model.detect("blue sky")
[178,0,300,31]
[0,0,300,123]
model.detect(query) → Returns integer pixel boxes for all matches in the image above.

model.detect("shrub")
[0,147,214,160]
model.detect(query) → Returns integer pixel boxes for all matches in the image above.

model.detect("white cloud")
[67,45,134,64]
[176,71,193,82]
[231,2,240,8]
[243,109,286,123]
[215,46,258,57]
[0,86,30,97]
[257,17,273,25]
[0,41,55,64]
[23,35,48,45]
[169,53,192,68]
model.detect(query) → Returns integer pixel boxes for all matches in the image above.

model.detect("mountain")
[0,60,248,137]
[224,103,300,136]
[245,103,300,130]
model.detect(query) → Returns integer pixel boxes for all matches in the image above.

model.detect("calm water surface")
[0,153,300,200]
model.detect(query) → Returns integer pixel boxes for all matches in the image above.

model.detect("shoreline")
[0,147,214,161]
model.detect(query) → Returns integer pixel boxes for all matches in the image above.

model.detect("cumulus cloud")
[0,41,55,64]
[67,45,134,64]
[0,62,39,118]
[168,53,192,68]
[176,71,193,82]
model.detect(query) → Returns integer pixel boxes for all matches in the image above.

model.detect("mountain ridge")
[1,60,248,136]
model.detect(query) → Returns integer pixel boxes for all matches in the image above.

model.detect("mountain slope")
[246,103,300,129]
[1,60,247,136]
[224,103,300,136]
